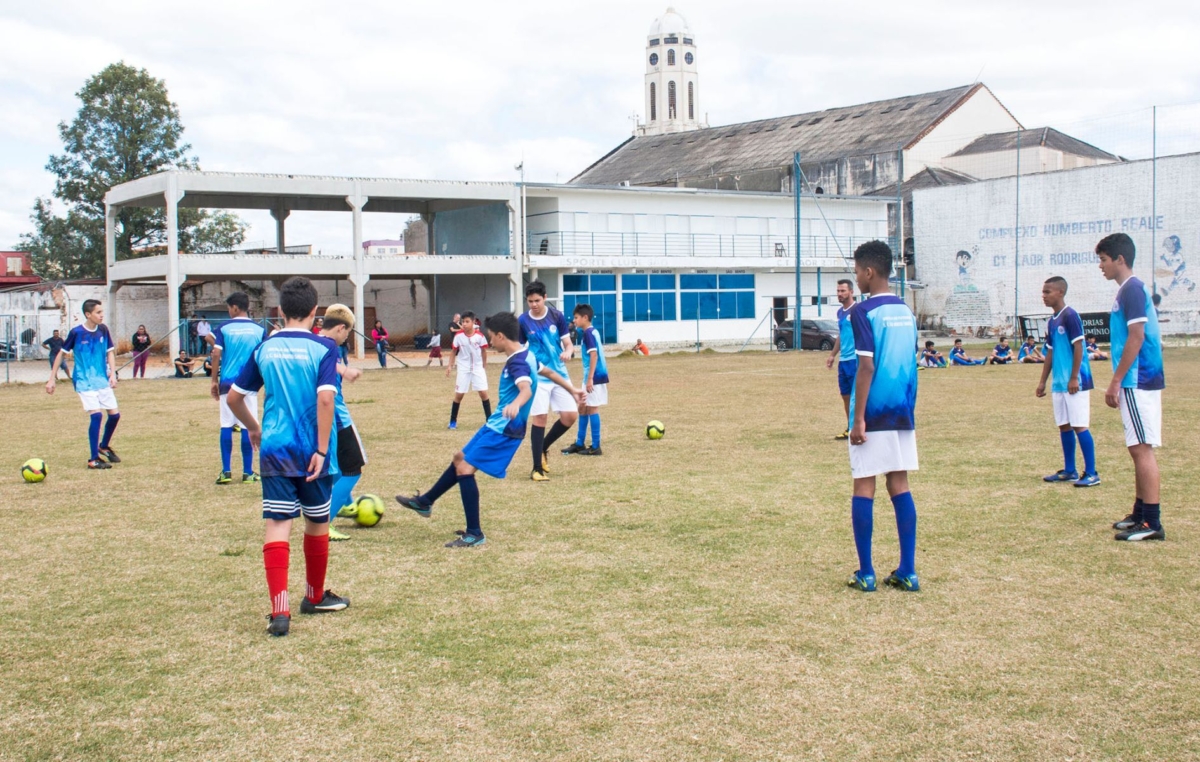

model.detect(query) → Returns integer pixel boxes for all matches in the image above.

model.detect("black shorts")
[337,424,367,476]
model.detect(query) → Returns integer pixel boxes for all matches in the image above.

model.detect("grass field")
[2,349,1198,761]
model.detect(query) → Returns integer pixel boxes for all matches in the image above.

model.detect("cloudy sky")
[2,0,1197,253]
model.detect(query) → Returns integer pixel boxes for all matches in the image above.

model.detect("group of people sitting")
[920,334,1109,368]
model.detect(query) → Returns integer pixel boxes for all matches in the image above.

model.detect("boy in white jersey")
[210,292,266,485]
[447,311,492,430]
[45,299,122,470]
[519,281,577,481]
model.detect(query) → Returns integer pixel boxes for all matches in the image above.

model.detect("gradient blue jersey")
[232,329,340,479]
[837,306,857,362]
[850,294,919,431]
[212,317,266,395]
[1046,307,1093,393]
[485,348,539,439]
[519,307,570,377]
[580,326,610,385]
[333,343,353,429]
[61,324,113,392]
[1110,276,1164,390]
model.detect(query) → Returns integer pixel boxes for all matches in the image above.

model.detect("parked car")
[773,319,838,351]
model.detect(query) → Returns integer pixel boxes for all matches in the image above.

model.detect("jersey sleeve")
[555,310,571,338]
[453,333,467,355]
[849,307,875,357]
[101,325,114,352]
[508,355,533,384]
[1064,310,1084,343]
[317,344,339,393]
[231,348,264,394]
[1119,283,1148,325]
[60,329,76,353]
[518,316,529,344]
[211,325,225,350]
[583,328,599,353]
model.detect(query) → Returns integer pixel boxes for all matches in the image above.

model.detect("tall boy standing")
[562,304,609,456]
[1096,233,1166,541]
[210,292,266,485]
[226,277,349,637]
[846,241,921,593]
[1035,277,1099,487]
[447,311,492,430]
[319,305,368,542]
[45,300,122,470]
[519,281,577,480]
[825,279,857,440]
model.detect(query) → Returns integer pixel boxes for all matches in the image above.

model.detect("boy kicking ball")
[846,241,921,593]
[396,312,582,547]
[45,299,122,470]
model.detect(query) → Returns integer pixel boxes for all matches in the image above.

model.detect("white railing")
[527,232,870,261]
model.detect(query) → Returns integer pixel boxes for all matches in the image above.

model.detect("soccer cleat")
[1112,514,1140,530]
[300,590,350,614]
[215,471,233,485]
[847,571,876,592]
[98,446,121,463]
[1114,523,1165,542]
[1043,470,1080,483]
[328,527,351,541]
[242,473,261,483]
[448,421,457,430]
[1073,473,1101,488]
[530,469,550,482]
[445,534,486,548]
[883,571,921,592]
[561,443,587,455]
[834,430,850,440]
[395,493,432,517]
[541,451,551,473]
[266,613,290,637]
[232,424,242,433]
[584,446,603,456]
[87,459,112,470]
[337,503,359,519]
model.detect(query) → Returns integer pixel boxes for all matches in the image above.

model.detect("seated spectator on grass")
[1086,334,1109,361]
[1017,335,1045,363]
[987,337,1014,365]
[920,340,948,367]
[634,338,651,356]
[174,350,195,378]
[203,355,213,377]
[949,338,985,365]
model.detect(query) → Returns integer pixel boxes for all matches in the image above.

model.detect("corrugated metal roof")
[949,127,1119,161]
[866,167,979,197]
[572,84,985,186]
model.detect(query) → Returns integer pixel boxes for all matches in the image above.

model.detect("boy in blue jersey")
[396,312,581,547]
[825,279,857,440]
[319,305,367,542]
[519,281,577,481]
[1097,234,1167,541]
[562,304,609,456]
[226,277,349,637]
[1018,336,1045,364]
[987,337,1014,364]
[949,339,985,365]
[920,341,948,367]
[210,292,266,485]
[45,300,122,470]
[846,241,921,593]
[1035,277,1099,487]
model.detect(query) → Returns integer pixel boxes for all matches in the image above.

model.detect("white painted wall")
[907,87,1021,181]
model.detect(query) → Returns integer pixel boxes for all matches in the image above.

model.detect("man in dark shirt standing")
[42,330,70,380]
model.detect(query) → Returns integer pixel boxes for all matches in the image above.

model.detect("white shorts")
[220,391,259,428]
[584,383,608,407]
[849,429,919,479]
[531,375,576,416]
[1052,391,1091,428]
[455,366,488,394]
[1119,388,1162,448]
[78,387,118,412]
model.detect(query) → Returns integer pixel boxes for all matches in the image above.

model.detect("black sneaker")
[266,613,290,637]
[1112,514,1141,530]
[561,443,587,455]
[87,459,112,470]
[395,493,432,517]
[299,590,350,614]
[98,446,121,463]
[1114,522,1165,542]
[444,534,486,548]
[583,446,603,456]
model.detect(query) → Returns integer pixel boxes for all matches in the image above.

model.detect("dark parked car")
[773,319,838,351]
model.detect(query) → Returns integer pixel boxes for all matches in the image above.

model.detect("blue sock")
[220,427,233,472]
[1142,502,1161,531]
[892,491,918,578]
[331,474,360,516]
[100,412,120,448]
[88,412,102,461]
[575,414,589,447]
[424,464,459,505]
[459,474,481,537]
[851,496,874,577]
[241,428,254,474]
[1059,429,1077,473]
[590,413,601,447]
[1077,430,1096,476]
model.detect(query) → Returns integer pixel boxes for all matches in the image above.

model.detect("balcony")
[527,231,871,263]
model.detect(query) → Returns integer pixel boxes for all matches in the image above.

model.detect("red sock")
[303,533,329,605]
[263,541,290,617]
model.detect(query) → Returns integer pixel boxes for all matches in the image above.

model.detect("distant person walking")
[131,325,152,378]
[371,320,389,368]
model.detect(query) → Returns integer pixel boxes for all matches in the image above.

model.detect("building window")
[621,273,677,322]
[563,274,617,343]
[683,37,693,45]
[680,273,756,320]
[664,35,679,44]
[649,38,660,46]
[685,52,694,65]
[649,82,657,121]
[649,52,658,66]
[688,82,694,120]
[667,49,676,66]
[668,81,676,119]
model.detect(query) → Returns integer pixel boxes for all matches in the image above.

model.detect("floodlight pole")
[794,151,802,350]
[1151,105,1157,295]
[1014,128,1021,333]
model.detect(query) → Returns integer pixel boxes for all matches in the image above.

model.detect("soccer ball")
[646,420,665,440]
[21,458,47,483]
[354,494,385,527]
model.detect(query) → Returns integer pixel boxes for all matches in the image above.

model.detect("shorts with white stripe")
[261,475,335,522]
[1118,388,1162,448]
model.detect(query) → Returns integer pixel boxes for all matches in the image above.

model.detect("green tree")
[17,62,246,279]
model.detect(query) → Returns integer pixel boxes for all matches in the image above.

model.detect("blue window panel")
[681,292,698,320]
[737,291,756,319]
[601,309,617,343]
[603,293,616,313]
[648,293,663,321]
[563,274,587,293]
[591,274,616,292]
[718,291,737,319]
[699,292,719,320]
[681,274,718,290]
[635,292,649,319]
[564,294,578,315]
[650,274,676,290]
[622,274,648,291]
[622,293,637,321]
[720,274,755,290]
[663,292,677,320]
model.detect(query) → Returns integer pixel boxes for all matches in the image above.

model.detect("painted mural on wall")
[912,153,1200,335]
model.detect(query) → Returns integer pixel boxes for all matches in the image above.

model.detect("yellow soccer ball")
[354,494,385,527]
[21,458,47,483]
[646,420,665,440]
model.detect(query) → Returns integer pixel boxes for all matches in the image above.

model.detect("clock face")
[685,52,694,65]
[649,53,659,66]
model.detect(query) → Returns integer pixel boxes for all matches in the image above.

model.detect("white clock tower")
[638,7,705,136]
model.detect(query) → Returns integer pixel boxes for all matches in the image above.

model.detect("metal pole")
[816,267,823,316]
[897,145,906,298]
[1014,128,1021,332]
[1152,105,1157,294]
[794,151,802,350]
